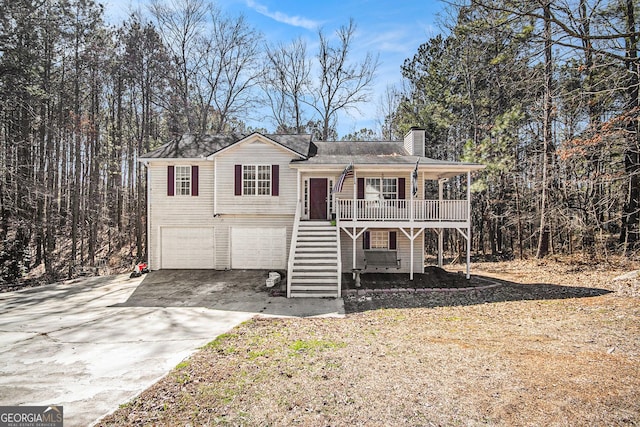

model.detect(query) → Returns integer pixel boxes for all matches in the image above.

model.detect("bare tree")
[202,9,263,133]
[262,38,311,133]
[150,0,207,134]
[150,0,263,134]
[376,84,402,140]
[309,19,379,141]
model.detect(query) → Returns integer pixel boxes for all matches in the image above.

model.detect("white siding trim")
[214,157,218,215]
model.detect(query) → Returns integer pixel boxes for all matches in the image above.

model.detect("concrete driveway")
[0,271,343,426]
[117,269,345,317]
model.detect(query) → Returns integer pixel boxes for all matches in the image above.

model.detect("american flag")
[333,163,353,193]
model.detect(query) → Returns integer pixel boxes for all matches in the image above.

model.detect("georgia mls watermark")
[0,406,63,427]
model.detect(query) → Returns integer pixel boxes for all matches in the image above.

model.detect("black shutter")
[389,231,397,250]
[234,165,242,196]
[398,178,405,199]
[271,165,279,196]
[191,166,199,196]
[167,166,174,196]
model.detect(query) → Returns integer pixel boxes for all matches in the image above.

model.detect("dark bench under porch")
[364,250,401,270]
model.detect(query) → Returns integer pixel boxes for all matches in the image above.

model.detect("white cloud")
[245,0,320,30]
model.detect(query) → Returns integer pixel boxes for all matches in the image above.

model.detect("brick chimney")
[403,127,425,157]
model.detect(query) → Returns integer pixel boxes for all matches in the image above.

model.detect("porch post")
[466,171,471,279]
[214,157,218,215]
[353,167,357,276]
[409,234,414,280]
[297,168,301,208]
[410,168,414,280]
[437,230,443,268]
[438,179,444,268]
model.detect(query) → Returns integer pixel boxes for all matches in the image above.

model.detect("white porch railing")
[336,199,468,222]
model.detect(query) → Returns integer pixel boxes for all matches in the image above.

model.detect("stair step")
[292,270,337,276]
[294,255,337,261]
[290,285,338,291]
[297,240,336,246]
[298,236,337,244]
[293,260,338,266]
[295,246,337,252]
[290,292,338,298]
[291,276,337,283]
[293,261,337,266]
[297,233,335,238]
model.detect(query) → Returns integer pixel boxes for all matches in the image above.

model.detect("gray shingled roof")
[139,133,313,159]
[266,133,314,158]
[138,134,483,172]
[297,141,480,167]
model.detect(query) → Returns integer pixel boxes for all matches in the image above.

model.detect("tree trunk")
[536,1,554,259]
[621,0,640,253]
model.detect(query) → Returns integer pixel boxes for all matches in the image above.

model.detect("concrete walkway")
[0,272,343,426]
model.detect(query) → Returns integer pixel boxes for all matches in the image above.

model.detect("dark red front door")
[309,178,328,220]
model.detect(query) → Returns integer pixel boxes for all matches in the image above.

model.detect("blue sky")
[104,0,447,137]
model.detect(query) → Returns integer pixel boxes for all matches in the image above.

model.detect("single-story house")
[138,128,485,297]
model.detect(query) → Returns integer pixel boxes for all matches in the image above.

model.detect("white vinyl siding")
[216,138,298,215]
[340,229,423,273]
[147,135,300,270]
[147,162,213,270]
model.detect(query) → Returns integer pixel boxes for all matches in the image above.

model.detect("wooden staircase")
[288,221,341,298]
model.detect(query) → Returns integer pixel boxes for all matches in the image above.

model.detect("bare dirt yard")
[99,258,640,426]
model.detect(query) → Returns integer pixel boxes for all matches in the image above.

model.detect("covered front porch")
[335,170,474,280]
[287,138,484,297]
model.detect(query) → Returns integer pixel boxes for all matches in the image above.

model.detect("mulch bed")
[341,266,486,291]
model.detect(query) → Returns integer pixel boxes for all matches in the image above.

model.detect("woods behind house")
[0,0,638,286]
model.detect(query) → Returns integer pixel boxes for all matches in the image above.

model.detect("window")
[175,165,191,196]
[364,230,397,251]
[365,177,397,200]
[370,231,389,249]
[304,179,309,216]
[329,179,334,214]
[243,165,271,195]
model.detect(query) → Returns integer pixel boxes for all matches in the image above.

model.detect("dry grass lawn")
[99,258,640,426]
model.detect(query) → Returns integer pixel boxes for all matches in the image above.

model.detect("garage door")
[231,227,286,269]
[161,227,215,269]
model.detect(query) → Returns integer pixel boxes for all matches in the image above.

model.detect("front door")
[309,178,328,220]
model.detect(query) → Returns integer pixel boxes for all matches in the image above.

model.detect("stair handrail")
[287,199,302,298]
[335,212,342,298]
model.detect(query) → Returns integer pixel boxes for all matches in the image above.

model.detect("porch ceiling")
[290,158,484,179]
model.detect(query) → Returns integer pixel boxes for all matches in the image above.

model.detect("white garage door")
[161,227,215,269]
[231,227,286,269]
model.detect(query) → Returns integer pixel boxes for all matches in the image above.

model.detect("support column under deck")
[466,171,471,279]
